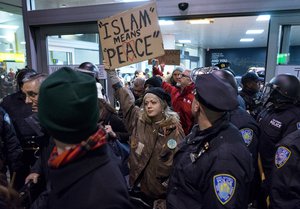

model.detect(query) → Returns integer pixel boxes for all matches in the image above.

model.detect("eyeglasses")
[181,74,190,78]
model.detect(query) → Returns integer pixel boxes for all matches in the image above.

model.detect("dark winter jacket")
[47,145,132,209]
[167,116,253,209]
[0,107,22,174]
[270,130,300,209]
[1,91,37,144]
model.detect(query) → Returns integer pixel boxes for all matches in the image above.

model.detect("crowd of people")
[0,60,298,209]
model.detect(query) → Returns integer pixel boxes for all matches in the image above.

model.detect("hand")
[104,125,117,138]
[103,59,111,71]
[25,173,40,184]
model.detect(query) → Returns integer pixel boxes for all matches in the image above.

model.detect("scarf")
[48,128,107,168]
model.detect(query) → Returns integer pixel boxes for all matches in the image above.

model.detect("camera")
[178,2,189,11]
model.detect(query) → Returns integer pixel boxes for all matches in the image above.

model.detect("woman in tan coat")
[107,70,185,208]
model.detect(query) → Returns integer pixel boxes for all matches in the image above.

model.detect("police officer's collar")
[186,113,229,144]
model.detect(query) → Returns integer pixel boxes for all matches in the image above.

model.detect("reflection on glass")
[0,10,26,98]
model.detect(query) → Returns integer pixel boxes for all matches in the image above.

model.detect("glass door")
[266,13,300,81]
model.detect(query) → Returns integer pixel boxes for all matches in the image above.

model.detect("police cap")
[195,74,238,112]
[241,72,263,85]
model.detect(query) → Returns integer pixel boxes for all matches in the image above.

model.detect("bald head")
[132,77,146,98]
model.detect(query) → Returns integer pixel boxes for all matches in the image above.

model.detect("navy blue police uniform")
[167,74,253,209]
[229,106,259,160]
[270,130,300,209]
[0,107,23,179]
[257,104,300,180]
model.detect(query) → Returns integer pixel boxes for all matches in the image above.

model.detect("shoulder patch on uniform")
[239,128,253,146]
[213,174,236,205]
[4,113,10,125]
[275,146,291,168]
[297,122,300,130]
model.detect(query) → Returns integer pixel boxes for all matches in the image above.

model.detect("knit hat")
[38,67,99,144]
[195,74,238,112]
[172,66,184,74]
[144,87,171,107]
[144,76,162,88]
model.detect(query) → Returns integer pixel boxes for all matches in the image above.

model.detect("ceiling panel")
[160,16,270,49]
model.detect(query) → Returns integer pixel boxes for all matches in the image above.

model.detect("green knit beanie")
[38,67,99,144]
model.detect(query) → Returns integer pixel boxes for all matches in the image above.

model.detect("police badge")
[275,146,291,168]
[213,174,236,205]
[239,128,253,146]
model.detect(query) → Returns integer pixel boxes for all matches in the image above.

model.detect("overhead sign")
[98,2,165,69]
[148,49,180,65]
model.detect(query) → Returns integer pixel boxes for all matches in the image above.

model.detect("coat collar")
[186,113,229,145]
[50,145,110,194]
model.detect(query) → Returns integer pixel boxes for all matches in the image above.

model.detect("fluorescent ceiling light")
[5,48,13,51]
[178,40,191,44]
[246,29,264,34]
[20,41,26,44]
[240,38,254,42]
[256,15,270,21]
[188,19,214,24]
[0,36,9,39]
[159,20,174,25]
[0,25,19,29]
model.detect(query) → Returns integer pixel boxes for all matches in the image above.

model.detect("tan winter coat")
[116,87,185,199]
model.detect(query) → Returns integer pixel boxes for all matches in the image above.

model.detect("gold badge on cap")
[167,139,177,149]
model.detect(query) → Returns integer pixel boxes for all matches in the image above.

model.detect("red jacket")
[162,82,195,135]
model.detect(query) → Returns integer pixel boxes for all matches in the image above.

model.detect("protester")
[106,68,185,209]
[38,67,132,209]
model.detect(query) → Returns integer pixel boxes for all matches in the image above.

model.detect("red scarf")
[48,128,107,168]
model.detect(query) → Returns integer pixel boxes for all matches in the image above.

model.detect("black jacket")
[257,104,300,180]
[167,115,253,209]
[47,145,132,209]
[0,107,22,173]
[270,130,300,209]
[1,91,37,144]
[229,106,260,161]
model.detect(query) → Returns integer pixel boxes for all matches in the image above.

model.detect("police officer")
[269,129,300,209]
[239,72,263,118]
[212,69,260,206]
[0,106,23,185]
[212,70,259,159]
[167,73,253,209]
[257,74,300,207]
[77,62,108,101]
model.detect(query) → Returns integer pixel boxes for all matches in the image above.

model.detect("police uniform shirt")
[229,106,259,160]
[257,104,300,179]
[167,115,253,209]
[270,130,300,209]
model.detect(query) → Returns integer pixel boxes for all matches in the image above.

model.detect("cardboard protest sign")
[148,49,180,65]
[98,2,165,69]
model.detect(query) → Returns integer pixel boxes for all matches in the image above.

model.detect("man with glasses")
[1,68,42,190]
[161,69,195,135]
